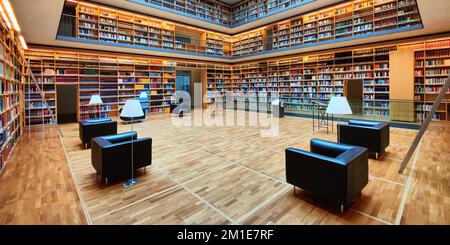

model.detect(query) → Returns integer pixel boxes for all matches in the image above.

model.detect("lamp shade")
[325,96,352,115]
[88,95,103,105]
[139,91,148,99]
[120,99,144,118]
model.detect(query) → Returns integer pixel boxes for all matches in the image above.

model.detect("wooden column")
[200,69,208,108]
[389,46,415,122]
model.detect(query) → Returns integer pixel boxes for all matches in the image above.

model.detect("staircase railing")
[399,75,450,174]
[26,59,63,137]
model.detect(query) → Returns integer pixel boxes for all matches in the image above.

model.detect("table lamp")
[139,91,148,114]
[120,99,145,188]
[139,91,148,99]
[88,95,103,119]
[326,96,352,124]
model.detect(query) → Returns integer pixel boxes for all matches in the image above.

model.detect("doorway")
[56,85,78,124]
[345,79,363,115]
[176,71,191,94]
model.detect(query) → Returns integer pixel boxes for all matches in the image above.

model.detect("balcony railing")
[209,93,431,126]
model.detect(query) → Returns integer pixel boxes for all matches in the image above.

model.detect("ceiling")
[10,0,450,63]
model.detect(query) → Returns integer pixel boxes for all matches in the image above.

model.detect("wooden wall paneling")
[389,46,415,122]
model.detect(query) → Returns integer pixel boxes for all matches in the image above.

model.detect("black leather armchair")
[338,119,390,159]
[91,131,152,184]
[286,139,369,212]
[79,118,117,148]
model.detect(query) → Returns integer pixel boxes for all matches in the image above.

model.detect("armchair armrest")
[100,138,152,176]
[91,137,112,173]
[336,146,368,164]
[285,147,348,204]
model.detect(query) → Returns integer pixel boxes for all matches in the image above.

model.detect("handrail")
[399,75,450,174]
[26,59,64,138]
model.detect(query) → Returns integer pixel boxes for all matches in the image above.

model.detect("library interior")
[0,0,449,225]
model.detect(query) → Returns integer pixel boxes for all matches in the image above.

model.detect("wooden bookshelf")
[414,39,450,121]
[0,12,26,173]
[231,30,264,57]
[208,45,398,117]
[142,0,232,26]
[232,0,309,26]
[138,0,312,27]
[263,0,421,51]
[26,50,57,125]
[25,49,179,124]
[77,2,177,49]
[206,64,232,99]
[61,0,423,59]
[231,0,421,57]
[71,1,234,55]
[205,32,231,56]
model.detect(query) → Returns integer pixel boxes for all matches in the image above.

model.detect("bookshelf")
[230,0,421,57]
[137,0,312,27]
[0,12,26,173]
[141,0,232,26]
[231,0,309,26]
[207,45,399,117]
[25,49,178,124]
[77,2,177,49]
[261,0,421,52]
[231,30,264,57]
[61,0,423,59]
[414,39,450,121]
[206,64,232,99]
[68,1,229,55]
[26,50,57,125]
[205,32,232,56]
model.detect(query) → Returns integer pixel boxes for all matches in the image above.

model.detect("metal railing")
[210,94,433,126]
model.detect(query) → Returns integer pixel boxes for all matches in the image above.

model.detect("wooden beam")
[399,75,450,174]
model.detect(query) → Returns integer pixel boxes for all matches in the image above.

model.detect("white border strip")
[354,210,393,225]
[394,139,423,225]
[92,162,235,222]
[59,131,93,225]
[234,185,291,224]
[369,175,405,187]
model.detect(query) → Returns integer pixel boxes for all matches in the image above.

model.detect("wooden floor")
[1,109,449,224]
[0,127,87,224]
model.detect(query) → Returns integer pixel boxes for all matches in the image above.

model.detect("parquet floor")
[1,109,449,224]
[0,127,87,224]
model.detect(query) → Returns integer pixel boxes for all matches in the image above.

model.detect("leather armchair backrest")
[348,119,380,127]
[102,131,138,144]
[310,138,353,158]
[81,119,112,125]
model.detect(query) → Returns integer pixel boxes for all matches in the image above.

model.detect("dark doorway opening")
[346,79,363,115]
[176,71,191,94]
[57,85,78,124]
